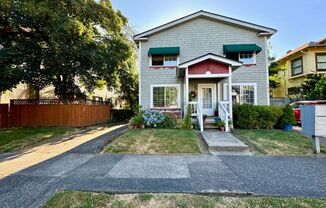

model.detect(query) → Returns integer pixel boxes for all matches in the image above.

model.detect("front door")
[198,84,216,116]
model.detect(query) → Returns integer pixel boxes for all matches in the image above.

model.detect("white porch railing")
[187,101,203,132]
[188,101,198,116]
[218,101,230,132]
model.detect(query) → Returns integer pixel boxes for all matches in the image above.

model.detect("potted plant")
[280,104,296,131]
[215,120,225,131]
[130,114,145,129]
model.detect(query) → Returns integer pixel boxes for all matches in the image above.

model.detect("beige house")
[272,38,326,99]
[0,83,124,108]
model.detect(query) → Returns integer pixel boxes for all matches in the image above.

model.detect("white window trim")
[239,52,256,64]
[150,84,181,108]
[149,55,179,67]
[223,83,257,105]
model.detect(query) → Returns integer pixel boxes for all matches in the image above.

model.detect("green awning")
[223,44,262,54]
[148,47,180,56]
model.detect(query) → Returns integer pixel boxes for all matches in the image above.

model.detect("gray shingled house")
[133,10,276,132]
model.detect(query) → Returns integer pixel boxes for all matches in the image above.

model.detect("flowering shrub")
[142,110,166,128]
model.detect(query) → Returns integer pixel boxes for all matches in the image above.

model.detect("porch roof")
[179,53,242,68]
[177,53,242,78]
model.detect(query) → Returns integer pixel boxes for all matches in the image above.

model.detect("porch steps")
[201,130,250,155]
[204,116,219,129]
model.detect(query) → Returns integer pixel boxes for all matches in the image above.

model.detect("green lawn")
[43,191,326,208]
[234,129,326,156]
[105,129,201,154]
[0,127,73,153]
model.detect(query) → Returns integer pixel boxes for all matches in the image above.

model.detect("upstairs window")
[152,55,164,66]
[291,57,303,76]
[151,55,177,67]
[239,52,255,64]
[316,53,326,71]
[225,52,256,64]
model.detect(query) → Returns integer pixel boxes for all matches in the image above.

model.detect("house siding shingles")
[140,17,268,109]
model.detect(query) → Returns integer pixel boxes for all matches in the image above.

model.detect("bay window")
[151,84,180,108]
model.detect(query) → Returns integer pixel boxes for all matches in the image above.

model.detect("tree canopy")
[300,74,326,100]
[0,0,135,101]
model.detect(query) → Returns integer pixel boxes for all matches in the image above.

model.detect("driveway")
[1,130,326,208]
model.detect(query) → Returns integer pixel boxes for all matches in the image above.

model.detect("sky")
[111,0,326,58]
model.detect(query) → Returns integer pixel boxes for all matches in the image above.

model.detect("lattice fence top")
[10,99,109,105]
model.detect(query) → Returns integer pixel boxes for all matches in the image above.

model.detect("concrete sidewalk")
[0,124,127,179]
[1,128,326,208]
[1,153,326,207]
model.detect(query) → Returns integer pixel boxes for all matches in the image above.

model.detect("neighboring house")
[134,10,276,131]
[0,83,124,109]
[272,38,326,99]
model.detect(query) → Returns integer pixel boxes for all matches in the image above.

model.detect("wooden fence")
[0,104,9,128]
[7,99,110,128]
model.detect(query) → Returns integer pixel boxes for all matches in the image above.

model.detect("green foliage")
[215,120,225,128]
[268,56,282,89]
[161,115,178,129]
[300,74,326,100]
[129,114,144,126]
[233,104,284,129]
[115,25,139,108]
[180,105,192,130]
[279,104,296,126]
[0,0,134,100]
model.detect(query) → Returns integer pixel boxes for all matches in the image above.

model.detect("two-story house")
[272,38,326,99]
[134,10,276,131]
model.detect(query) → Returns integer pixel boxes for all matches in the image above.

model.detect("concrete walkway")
[201,130,250,154]
[0,124,127,179]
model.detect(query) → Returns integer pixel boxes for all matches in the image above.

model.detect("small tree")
[279,104,296,127]
[181,105,192,130]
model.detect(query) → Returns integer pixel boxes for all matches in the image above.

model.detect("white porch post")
[185,67,189,113]
[228,66,233,120]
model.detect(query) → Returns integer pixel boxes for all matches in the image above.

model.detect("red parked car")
[290,100,326,124]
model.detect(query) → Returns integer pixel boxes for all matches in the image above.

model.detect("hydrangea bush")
[142,110,166,128]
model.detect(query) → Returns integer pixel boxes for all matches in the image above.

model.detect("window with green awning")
[223,44,262,54]
[148,47,180,56]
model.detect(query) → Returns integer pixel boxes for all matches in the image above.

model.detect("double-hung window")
[151,85,180,108]
[291,57,303,76]
[151,55,178,67]
[316,53,326,71]
[224,83,257,105]
[239,52,255,64]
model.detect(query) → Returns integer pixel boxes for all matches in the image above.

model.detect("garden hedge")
[233,104,284,129]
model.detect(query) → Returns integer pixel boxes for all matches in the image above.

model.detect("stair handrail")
[219,101,229,132]
[197,101,204,132]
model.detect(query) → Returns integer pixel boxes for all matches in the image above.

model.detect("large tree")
[0,0,133,99]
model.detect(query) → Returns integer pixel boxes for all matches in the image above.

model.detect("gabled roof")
[179,53,242,69]
[134,10,277,41]
[277,37,326,62]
